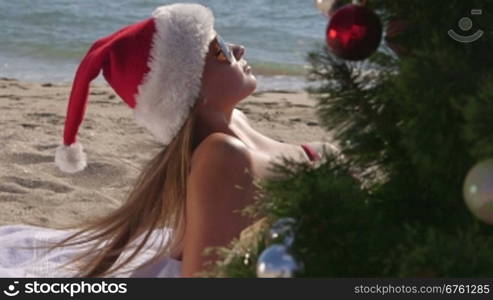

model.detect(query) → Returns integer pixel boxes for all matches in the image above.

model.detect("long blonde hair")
[46,104,199,277]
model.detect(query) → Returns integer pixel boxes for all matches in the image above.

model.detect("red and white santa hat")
[55,3,216,173]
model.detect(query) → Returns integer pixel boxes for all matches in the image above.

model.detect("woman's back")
[178,109,322,276]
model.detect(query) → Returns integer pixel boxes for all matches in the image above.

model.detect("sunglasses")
[211,35,236,64]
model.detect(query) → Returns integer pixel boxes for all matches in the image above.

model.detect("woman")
[0,3,335,278]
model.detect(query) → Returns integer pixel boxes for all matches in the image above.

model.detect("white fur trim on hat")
[55,142,87,173]
[133,3,216,145]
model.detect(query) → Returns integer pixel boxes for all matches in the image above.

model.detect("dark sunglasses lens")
[216,36,235,63]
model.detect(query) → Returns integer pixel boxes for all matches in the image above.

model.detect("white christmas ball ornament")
[463,159,493,225]
[256,245,302,278]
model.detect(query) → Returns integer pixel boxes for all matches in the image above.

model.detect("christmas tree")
[207,0,493,277]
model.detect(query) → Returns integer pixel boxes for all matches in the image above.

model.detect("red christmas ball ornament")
[326,3,382,61]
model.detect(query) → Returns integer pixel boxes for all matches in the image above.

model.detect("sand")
[0,77,333,228]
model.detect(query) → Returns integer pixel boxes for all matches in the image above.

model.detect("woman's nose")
[231,44,245,61]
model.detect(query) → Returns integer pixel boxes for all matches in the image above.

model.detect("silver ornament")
[463,159,493,225]
[256,244,302,278]
[268,217,296,247]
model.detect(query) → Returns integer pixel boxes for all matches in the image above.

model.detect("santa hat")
[55,3,216,173]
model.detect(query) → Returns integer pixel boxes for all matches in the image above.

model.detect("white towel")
[0,224,181,278]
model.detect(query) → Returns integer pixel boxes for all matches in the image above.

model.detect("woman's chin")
[244,81,257,98]
[246,75,257,91]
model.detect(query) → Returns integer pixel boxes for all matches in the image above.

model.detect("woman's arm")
[181,133,256,277]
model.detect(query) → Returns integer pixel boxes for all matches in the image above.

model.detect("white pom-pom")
[55,142,87,173]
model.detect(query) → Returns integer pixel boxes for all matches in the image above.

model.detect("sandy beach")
[0,78,333,228]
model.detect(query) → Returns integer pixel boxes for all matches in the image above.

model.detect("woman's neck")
[192,106,238,149]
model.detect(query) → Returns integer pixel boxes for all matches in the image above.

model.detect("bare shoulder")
[187,132,255,210]
[191,132,251,171]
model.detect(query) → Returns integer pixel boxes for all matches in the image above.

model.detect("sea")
[0,0,330,92]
